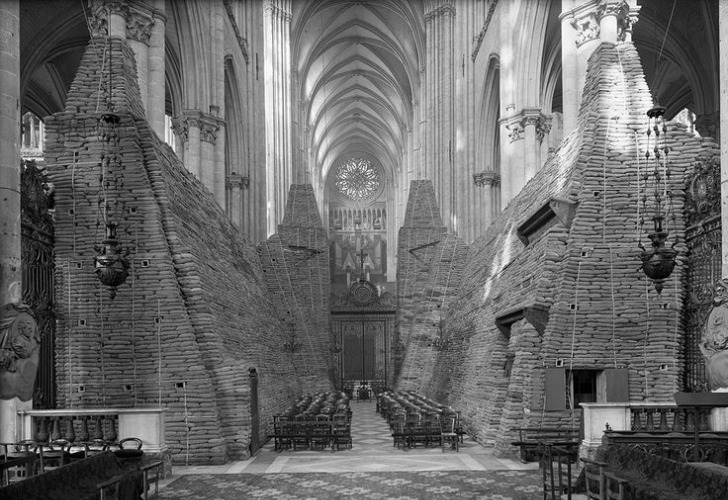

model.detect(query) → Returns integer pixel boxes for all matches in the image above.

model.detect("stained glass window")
[335,158,380,201]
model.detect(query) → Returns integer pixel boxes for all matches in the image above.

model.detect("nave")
[156,400,541,499]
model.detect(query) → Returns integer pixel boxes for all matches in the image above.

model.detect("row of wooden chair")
[1,437,147,484]
[271,413,352,451]
[389,413,460,452]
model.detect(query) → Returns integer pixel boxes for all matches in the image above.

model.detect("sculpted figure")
[0,303,40,401]
[701,279,728,391]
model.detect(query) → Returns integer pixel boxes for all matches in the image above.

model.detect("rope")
[644,280,651,399]
[99,283,106,405]
[634,132,643,247]
[657,0,678,64]
[602,118,611,243]
[67,260,73,406]
[157,299,162,408]
[567,261,583,428]
[609,246,618,369]
[131,241,137,407]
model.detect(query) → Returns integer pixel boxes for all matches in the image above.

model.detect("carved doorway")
[683,155,721,392]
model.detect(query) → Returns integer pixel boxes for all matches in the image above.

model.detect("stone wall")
[395,180,469,392]
[257,184,333,391]
[44,36,299,464]
[427,41,718,456]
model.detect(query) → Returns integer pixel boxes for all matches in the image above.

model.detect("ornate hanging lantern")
[94,222,129,298]
[638,105,677,294]
[93,37,128,297]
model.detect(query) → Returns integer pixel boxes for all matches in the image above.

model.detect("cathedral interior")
[1,0,728,498]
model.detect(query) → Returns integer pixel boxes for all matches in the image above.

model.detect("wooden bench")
[510,427,580,462]
[0,450,162,500]
[604,430,728,466]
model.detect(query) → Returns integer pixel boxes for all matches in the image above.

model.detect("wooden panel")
[342,323,362,380]
[604,369,629,402]
[545,368,566,411]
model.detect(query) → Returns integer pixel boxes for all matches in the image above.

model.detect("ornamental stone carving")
[702,279,728,391]
[571,12,600,47]
[173,111,224,144]
[171,117,189,144]
[91,0,130,18]
[473,171,501,188]
[424,2,456,22]
[200,121,219,144]
[536,115,552,144]
[263,0,292,22]
[505,119,525,143]
[0,303,40,402]
[88,13,108,37]
[126,11,154,44]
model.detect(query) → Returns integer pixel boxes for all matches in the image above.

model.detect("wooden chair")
[602,469,628,500]
[39,439,72,472]
[440,414,459,452]
[541,443,576,500]
[581,457,606,500]
[310,415,332,450]
[112,437,144,470]
[332,413,352,450]
[0,440,41,485]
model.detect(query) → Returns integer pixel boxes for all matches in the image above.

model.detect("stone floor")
[159,399,537,490]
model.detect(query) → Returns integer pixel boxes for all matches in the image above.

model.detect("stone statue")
[0,303,40,401]
[701,279,728,391]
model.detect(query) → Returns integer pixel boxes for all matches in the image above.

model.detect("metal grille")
[683,155,721,392]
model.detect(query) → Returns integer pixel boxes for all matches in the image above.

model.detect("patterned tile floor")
[160,400,537,488]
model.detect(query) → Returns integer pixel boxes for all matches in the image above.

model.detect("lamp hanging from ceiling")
[638,105,676,294]
[93,36,129,298]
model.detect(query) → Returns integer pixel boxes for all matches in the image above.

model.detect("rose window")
[335,158,380,202]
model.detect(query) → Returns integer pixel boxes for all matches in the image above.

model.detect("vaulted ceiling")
[291,0,424,193]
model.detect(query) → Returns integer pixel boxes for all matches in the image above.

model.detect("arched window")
[21,112,44,159]
[164,114,177,151]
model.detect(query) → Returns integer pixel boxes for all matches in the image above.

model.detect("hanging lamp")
[93,36,129,298]
[638,105,676,294]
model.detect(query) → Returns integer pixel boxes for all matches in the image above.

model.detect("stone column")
[123,1,166,136]
[226,174,249,229]
[174,110,222,201]
[560,0,638,136]
[473,172,501,235]
[92,0,129,39]
[0,0,30,443]
[263,0,292,236]
[423,1,456,232]
[721,0,728,278]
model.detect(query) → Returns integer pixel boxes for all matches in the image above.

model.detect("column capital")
[263,0,292,22]
[502,114,525,143]
[424,2,456,22]
[91,0,130,17]
[126,9,154,45]
[501,108,550,143]
[473,171,501,188]
[560,0,638,46]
